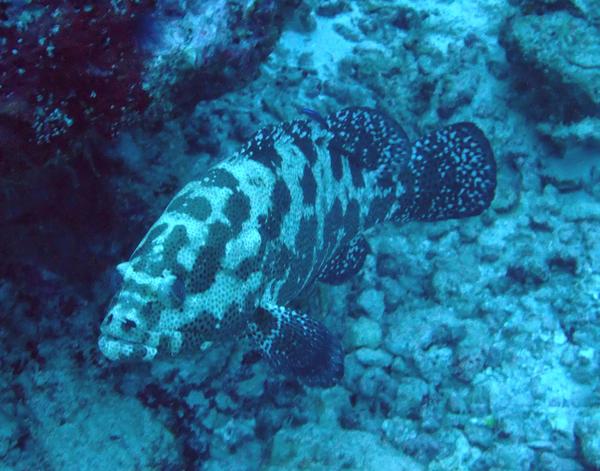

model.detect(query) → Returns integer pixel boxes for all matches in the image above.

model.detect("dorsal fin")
[326,107,410,173]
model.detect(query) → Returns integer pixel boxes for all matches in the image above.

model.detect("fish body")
[99,107,496,386]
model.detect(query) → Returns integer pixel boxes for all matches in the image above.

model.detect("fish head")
[98,218,265,362]
[98,262,186,361]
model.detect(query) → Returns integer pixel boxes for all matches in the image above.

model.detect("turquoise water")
[0,1,599,470]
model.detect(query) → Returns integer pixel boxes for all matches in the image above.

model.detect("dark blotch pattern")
[202,168,239,191]
[328,143,344,181]
[342,199,361,245]
[140,300,163,330]
[273,179,291,219]
[243,126,283,171]
[323,198,344,247]
[294,215,319,290]
[260,179,291,240]
[235,256,260,281]
[189,222,232,293]
[218,302,245,334]
[262,243,295,302]
[300,164,317,205]
[140,224,189,279]
[180,310,219,346]
[190,246,221,293]
[284,121,318,165]
[349,161,365,188]
[206,221,232,246]
[167,195,212,221]
[224,190,251,235]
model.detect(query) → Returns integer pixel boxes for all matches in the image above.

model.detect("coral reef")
[0,1,152,170]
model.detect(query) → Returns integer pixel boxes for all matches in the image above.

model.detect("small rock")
[561,192,600,221]
[464,423,494,449]
[379,277,403,310]
[355,348,392,367]
[382,417,418,449]
[429,429,480,471]
[214,418,256,450]
[384,308,463,356]
[357,288,386,320]
[500,12,600,124]
[316,1,351,17]
[358,367,391,398]
[267,424,423,470]
[394,377,428,418]
[238,368,267,399]
[538,117,600,147]
[215,392,236,412]
[333,23,361,42]
[492,166,521,214]
[391,356,409,375]
[488,443,535,469]
[414,346,454,386]
[344,353,366,386]
[346,316,382,349]
[575,409,600,468]
[186,390,209,412]
[402,432,442,463]
[454,346,487,383]
[538,452,584,471]
[0,408,18,458]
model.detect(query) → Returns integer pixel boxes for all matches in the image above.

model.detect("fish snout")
[98,334,157,361]
[98,310,158,361]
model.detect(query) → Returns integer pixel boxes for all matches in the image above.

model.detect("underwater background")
[1,0,599,469]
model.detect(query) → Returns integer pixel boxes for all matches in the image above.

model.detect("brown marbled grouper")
[99,107,496,387]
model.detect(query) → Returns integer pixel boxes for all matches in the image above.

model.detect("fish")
[98,107,496,387]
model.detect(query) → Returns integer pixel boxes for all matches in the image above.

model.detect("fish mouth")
[98,333,158,361]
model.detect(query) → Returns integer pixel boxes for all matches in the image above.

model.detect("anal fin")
[248,304,343,387]
[318,235,370,285]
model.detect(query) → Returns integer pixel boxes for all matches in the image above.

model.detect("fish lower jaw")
[98,334,158,361]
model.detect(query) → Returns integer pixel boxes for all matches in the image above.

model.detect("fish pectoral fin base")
[248,304,343,388]
[318,235,370,285]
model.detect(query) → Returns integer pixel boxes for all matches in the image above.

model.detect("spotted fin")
[396,122,496,222]
[326,107,411,172]
[318,235,370,285]
[248,304,343,387]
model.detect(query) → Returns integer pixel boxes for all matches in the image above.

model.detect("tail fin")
[396,123,496,222]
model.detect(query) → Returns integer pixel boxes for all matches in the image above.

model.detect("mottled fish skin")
[98,107,495,384]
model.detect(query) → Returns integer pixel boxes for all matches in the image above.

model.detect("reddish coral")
[0,1,154,171]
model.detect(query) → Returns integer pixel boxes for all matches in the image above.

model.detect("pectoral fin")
[248,304,343,387]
